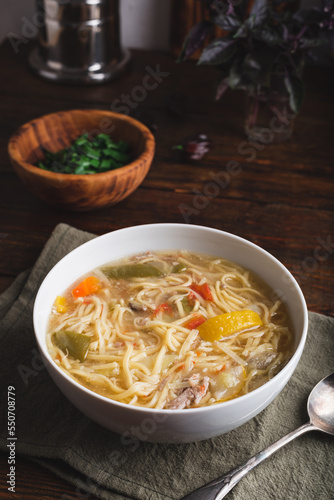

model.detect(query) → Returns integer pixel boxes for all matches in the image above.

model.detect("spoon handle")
[181,422,316,500]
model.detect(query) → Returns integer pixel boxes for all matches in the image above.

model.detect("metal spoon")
[182,372,334,500]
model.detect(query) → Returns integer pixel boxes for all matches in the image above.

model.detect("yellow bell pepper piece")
[55,296,67,314]
[198,310,263,342]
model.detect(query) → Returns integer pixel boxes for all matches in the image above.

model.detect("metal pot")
[29,0,130,84]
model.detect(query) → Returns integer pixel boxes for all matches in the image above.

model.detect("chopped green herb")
[36,133,131,175]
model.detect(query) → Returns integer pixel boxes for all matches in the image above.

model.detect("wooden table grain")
[0,39,333,499]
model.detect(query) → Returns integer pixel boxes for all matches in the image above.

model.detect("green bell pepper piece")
[53,330,91,362]
[102,263,166,279]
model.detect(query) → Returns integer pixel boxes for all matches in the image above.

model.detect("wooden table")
[0,39,333,499]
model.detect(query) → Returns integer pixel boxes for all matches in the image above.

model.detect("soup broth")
[47,251,293,409]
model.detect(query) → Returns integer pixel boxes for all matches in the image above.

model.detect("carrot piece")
[190,283,214,301]
[183,314,206,330]
[72,276,101,298]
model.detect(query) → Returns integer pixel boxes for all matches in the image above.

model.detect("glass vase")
[244,86,296,144]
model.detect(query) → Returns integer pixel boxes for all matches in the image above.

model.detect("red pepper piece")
[153,302,173,317]
[190,283,214,301]
[183,314,206,330]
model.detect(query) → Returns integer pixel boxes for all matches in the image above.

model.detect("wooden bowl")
[8,109,155,211]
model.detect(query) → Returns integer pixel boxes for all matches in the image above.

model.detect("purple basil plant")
[178,0,334,113]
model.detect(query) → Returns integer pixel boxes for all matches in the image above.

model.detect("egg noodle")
[47,251,293,409]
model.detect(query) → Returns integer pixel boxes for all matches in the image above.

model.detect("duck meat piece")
[129,300,147,312]
[193,376,209,404]
[135,317,149,327]
[166,387,194,410]
[158,375,170,391]
[166,376,209,409]
[186,373,200,387]
[132,251,154,261]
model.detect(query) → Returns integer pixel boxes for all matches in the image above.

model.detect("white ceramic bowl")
[33,224,308,443]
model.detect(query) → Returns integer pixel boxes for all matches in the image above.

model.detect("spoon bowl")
[308,372,334,435]
[182,372,334,499]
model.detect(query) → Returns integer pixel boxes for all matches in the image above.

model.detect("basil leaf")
[284,74,305,114]
[198,39,236,66]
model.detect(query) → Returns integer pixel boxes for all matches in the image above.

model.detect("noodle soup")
[47,251,293,410]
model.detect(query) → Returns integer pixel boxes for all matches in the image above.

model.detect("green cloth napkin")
[0,224,333,500]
